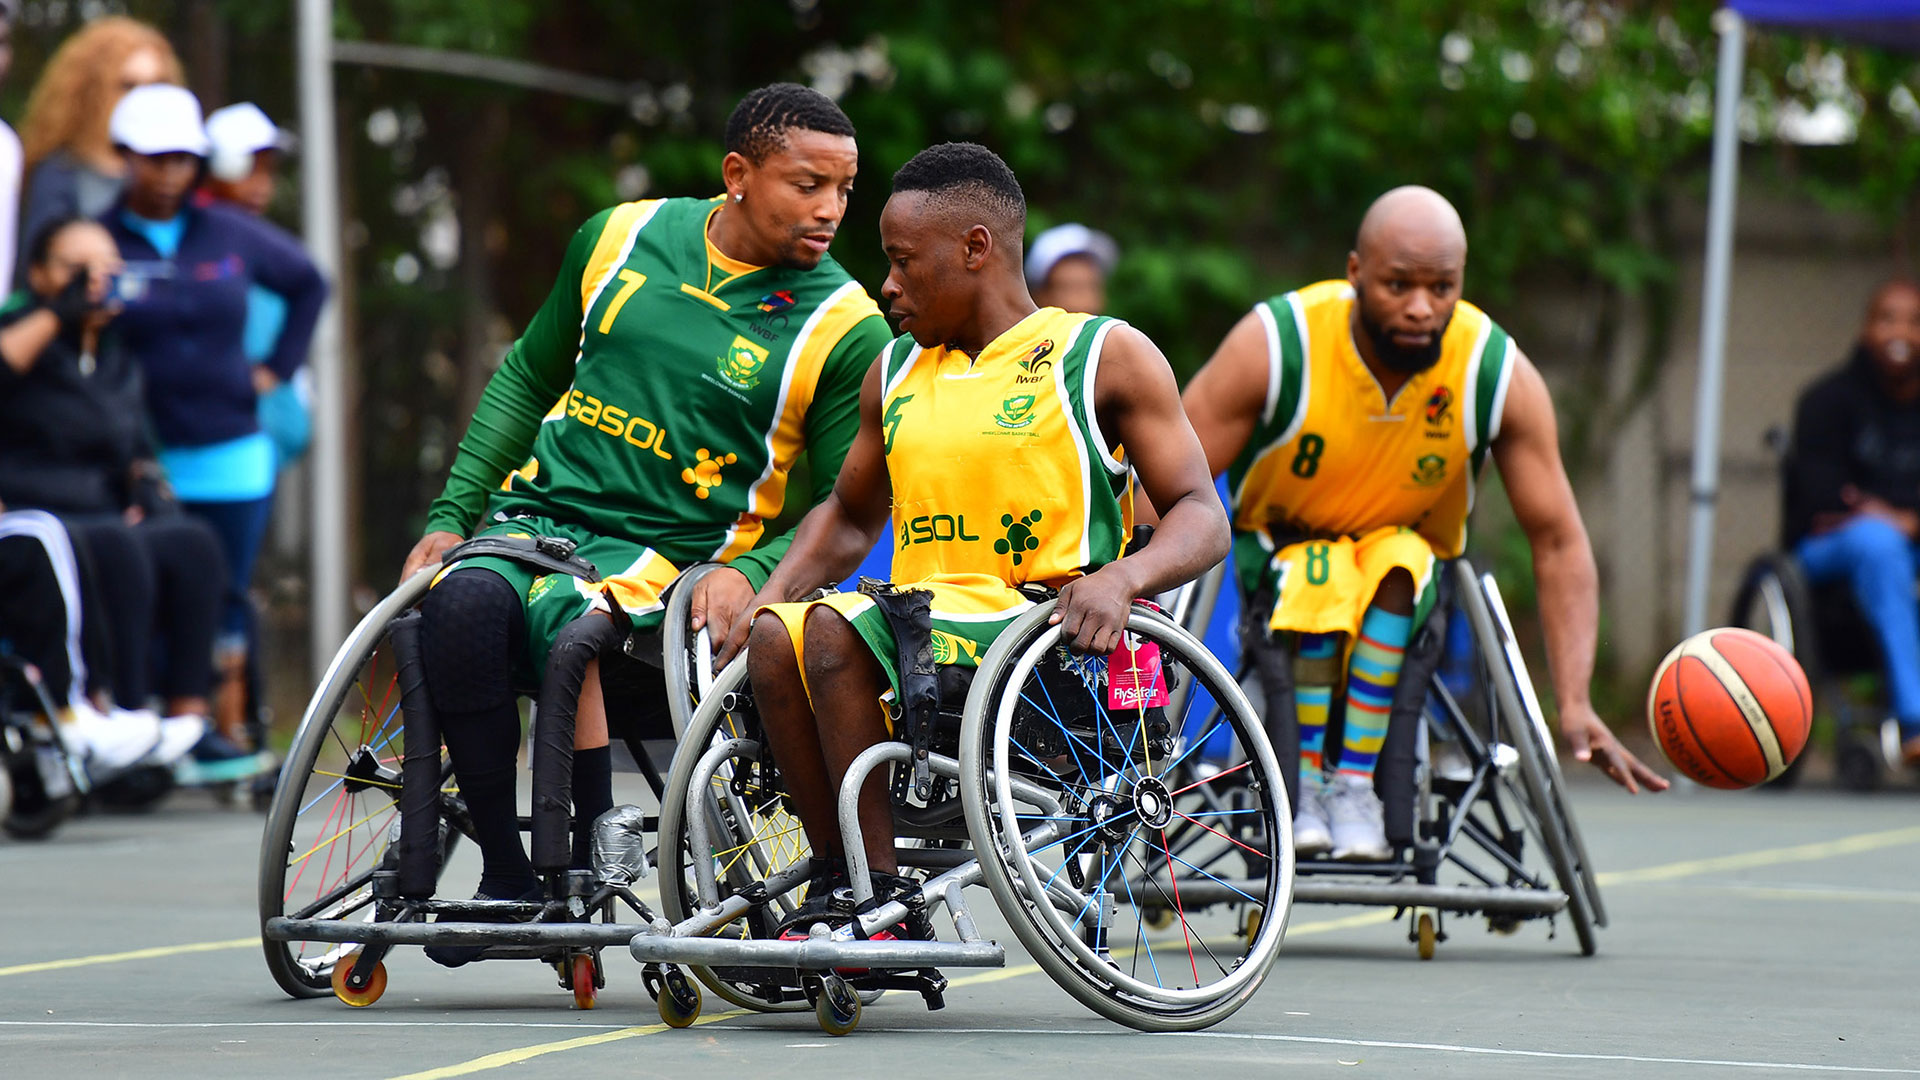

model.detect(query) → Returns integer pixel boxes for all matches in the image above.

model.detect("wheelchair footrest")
[627,932,1003,971]
[1290,880,1567,915]
[265,916,649,949]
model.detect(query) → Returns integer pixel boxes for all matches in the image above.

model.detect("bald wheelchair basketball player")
[1181,185,1666,862]
[714,142,1228,931]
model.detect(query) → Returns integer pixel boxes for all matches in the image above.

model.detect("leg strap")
[388,610,442,898]
[861,581,938,801]
[529,614,625,872]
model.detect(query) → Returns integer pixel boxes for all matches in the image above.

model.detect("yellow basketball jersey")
[880,308,1133,591]
[1227,280,1515,595]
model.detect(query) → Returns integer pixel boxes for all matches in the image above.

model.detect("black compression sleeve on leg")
[420,569,535,892]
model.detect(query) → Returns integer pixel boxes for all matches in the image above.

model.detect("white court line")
[891,1028,1920,1074]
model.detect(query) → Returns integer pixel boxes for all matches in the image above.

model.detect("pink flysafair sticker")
[1108,633,1169,710]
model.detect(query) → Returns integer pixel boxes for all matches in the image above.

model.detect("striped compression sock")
[1295,633,1340,786]
[1337,606,1414,783]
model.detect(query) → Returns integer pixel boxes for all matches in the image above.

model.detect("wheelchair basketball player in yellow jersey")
[715,143,1228,922]
[1182,186,1665,862]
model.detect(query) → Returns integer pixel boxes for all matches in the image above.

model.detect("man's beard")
[1358,303,1450,374]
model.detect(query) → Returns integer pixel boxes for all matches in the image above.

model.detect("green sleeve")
[728,312,891,589]
[423,211,607,536]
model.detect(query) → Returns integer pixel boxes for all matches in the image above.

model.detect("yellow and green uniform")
[764,308,1133,698]
[424,197,889,672]
[1227,280,1516,636]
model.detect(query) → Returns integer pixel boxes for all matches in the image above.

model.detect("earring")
[733,192,744,203]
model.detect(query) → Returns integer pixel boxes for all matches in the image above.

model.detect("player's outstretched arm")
[1056,325,1230,655]
[1494,350,1668,793]
[713,355,892,666]
[1180,310,1272,483]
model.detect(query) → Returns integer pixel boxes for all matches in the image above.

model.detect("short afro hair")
[890,142,1026,246]
[724,83,857,164]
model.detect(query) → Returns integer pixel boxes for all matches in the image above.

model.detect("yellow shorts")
[1267,527,1437,638]
[758,574,1039,731]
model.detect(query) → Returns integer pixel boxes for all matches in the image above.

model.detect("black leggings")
[62,513,225,707]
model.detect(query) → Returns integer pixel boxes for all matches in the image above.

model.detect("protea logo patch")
[717,335,770,389]
[1412,454,1447,486]
[995,393,1038,429]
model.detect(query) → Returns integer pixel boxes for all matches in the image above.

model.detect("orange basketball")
[1646,628,1812,789]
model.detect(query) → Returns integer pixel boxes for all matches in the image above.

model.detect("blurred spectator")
[1787,279,1920,766]
[1026,222,1118,314]
[101,85,326,755]
[0,217,223,710]
[16,15,181,285]
[0,508,198,775]
[200,102,310,468]
[0,2,24,290]
[0,218,226,770]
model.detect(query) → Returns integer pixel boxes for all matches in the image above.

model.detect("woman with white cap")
[100,83,328,776]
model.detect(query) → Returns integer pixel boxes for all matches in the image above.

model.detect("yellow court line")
[385,1010,741,1080]
[946,908,1396,989]
[0,936,257,978]
[1594,824,1920,886]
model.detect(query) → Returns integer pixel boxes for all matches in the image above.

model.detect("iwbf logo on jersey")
[717,336,770,390]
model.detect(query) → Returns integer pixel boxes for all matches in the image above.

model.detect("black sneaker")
[423,885,544,968]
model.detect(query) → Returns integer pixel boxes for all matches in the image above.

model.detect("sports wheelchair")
[1727,428,1898,790]
[1167,559,1605,960]
[0,655,89,840]
[257,536,724,1009]
[259,537,1293,1034]
[639,584,1292,1034]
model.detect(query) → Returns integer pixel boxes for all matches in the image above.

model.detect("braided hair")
[724,83,857,163]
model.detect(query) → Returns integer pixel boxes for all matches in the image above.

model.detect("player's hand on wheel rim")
[401,530,464,585]
[1050,568,1135,656]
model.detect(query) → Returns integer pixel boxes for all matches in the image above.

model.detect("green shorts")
[434,514,682,681]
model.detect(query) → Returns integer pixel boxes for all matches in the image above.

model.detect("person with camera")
[0,215,230,773]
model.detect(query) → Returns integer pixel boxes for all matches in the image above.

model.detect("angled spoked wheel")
[959,601,1293,1032]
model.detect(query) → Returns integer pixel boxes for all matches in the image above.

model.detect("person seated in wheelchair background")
[0,218,237,778]
[393,84,891,964]
[1786,278,1920,768]
[717,141,1229,938]
[1181,185,1665,864]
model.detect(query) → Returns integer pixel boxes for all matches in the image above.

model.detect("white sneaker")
[61,700,162,773]
[151,713,208,765]
[1326,774,1392,862]
[1292,776,1332,856]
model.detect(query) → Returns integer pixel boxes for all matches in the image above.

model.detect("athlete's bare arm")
[1179,310,1271,482]
[1057,325,1230,655]
[1493,350,1668,793]
[714,356,891,665]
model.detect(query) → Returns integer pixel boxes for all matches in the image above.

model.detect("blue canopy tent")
[1683,1,1920,634]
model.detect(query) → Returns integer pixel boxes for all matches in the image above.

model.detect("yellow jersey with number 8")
[1226,280,1515,596]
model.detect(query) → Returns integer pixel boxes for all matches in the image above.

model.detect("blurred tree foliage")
[6,0,1919,584]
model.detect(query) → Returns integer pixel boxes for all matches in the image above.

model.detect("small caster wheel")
[657,966,701,1028]
[1241,904,1263,941]
[1143,905,1174,931]
[571,954,597,1011]
[1416,912,1437,961]
[331,951,387,1007]
[815,974,861,1036]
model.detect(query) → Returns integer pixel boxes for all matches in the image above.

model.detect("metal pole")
[1682,9,1746,637]
[297,0,349,676]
